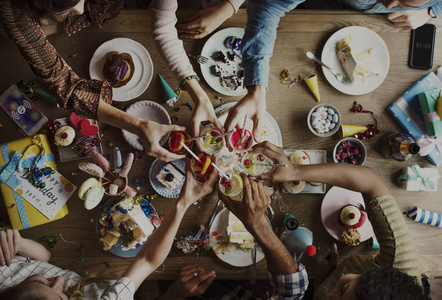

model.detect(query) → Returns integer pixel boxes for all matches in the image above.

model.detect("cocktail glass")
[219,171,243,201]
[241,152,274,176]
[190,152,214,181]
[169,131,193,155]
[229,128,253,152]
[199,125,224,155]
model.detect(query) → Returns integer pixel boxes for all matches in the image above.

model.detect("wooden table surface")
[0,9,441,281]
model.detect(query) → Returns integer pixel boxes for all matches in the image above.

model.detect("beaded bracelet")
[179,74,200,91]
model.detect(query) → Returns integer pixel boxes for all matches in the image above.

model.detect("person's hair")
[354,266,429,300]
[11,0,81,23]
[0,272,108,300]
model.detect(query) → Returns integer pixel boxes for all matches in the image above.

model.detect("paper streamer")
[408,206,442,228]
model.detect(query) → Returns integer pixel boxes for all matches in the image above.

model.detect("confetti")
[42,236,58,248]
[184,103,193,110]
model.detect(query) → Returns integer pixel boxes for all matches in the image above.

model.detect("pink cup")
[229,129,253,152]
[100,170,137,197]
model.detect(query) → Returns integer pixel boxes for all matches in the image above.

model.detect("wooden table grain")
[0,10,441,281]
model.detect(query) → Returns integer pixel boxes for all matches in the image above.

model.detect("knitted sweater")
[315,195,426,299]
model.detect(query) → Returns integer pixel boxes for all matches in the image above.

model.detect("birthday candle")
[408,206,442,228]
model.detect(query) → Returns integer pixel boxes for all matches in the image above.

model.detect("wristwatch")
[428,7,437,18]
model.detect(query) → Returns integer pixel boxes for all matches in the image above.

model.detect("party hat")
[158,74,178,106]
[340,125,368,138]
[304,74,320,102]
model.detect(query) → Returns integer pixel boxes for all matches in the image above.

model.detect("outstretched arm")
[254,141,390,201]
[122,159,218,291]
[0,229,50,266]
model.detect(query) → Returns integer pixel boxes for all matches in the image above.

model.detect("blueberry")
[338,145,343,150]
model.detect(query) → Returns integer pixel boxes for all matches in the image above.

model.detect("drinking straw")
[210,162,230,180]
[256,163,288,168]
[179,142,201,162]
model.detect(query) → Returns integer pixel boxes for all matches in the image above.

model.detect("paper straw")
[408,206,442,228]
[185,133,209,143]
[256,163,288,168]
[180,142,201,162]
[210,162,230,180]
[216,130,235,139]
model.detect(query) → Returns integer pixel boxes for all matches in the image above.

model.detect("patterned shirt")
[269,264,308,300]
[0,0,125,119]
[0,256,135,299]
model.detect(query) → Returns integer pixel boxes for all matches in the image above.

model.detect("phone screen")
[1,87,45,134]
[410,24,436,70]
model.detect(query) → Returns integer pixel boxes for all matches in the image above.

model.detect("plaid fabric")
[268,264,309,300]
[0,0,124,118]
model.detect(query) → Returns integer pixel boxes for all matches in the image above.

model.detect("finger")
[167,124,187,133]
[331,243,339,265]
[12,229,20,255]
[252,116,263,143]
[176,16,201,29]
[189,269,215,286]
[224,107,243,133]
[386,11,404,21]
[196,271,216,294]
[316,248,331,262]
[181,264,199,272]
[0,232,10,266]
[204,167,219,190]
[6,231,13,266]
[212,118,224,133]
[178,33,205,39]
[241,174,253,207]
[257,182,270,208]
[153,145,185,162]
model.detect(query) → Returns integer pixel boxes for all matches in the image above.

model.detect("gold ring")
[193,272,198,277]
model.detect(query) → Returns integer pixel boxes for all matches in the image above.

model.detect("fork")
[306,52,353,86]
[349,199,366,212]
[187,54,216,67]
[250,241,257,284]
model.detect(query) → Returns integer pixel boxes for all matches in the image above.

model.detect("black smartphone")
[410,24,436,70]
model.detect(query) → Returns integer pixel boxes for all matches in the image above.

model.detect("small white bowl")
[333,137,367,166]
[307,104,341,137]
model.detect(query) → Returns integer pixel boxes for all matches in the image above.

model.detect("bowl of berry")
[333,137,366,166]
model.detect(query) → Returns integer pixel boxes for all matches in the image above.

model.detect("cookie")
[341,228,361,246]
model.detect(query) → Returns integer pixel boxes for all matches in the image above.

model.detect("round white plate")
[321,26,389,95]
[210,208,264,267]
[321,186,374,244]
[89,37,153,101]
[122,100,171,150]
[149,158,186,198]
[201,27,247,96]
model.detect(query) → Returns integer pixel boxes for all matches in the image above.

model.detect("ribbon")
[415,136,442,156]
[399,164,441,191]
[423,111,441,123]
[0,136,54,229]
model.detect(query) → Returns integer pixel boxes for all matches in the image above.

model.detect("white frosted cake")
[156,163,184,190]
[337,36,381,82]
[100,196,155,251]
[227,212,254,251]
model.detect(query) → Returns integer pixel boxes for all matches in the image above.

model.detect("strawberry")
[257,154,265,161]
[244,159,251,166]
[220,177,227,185]
[225,182,232,190]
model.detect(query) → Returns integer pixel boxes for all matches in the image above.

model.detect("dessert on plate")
[156,163,184,190]
[99,196,155,251]
[227,211,254,251]
[339,204,366,229]
[336,35,381,82]
[283,180,306,194]
[289,150,311,165]
[212,50,244,90]
[103,51,135,88]
[54,125,75,146]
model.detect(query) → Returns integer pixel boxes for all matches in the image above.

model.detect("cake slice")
[156,163,184,190]
[336,36,381,82]
[99,228,120,251]
[227,212,254,251]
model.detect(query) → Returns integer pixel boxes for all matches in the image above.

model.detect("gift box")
[387,72,442,166]
[418,89,442,137]
[397,164,440,191]
[0,134,69,230]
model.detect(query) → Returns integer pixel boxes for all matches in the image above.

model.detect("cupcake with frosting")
[339,204,366,229]
[54,126,75,146]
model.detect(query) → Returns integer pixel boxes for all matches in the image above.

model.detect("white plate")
[210,208,265,267]
[121,100,171,150]
[201,28,247,96]
[89,38,153,101]
[321,26,389,95]
[321,186,374,244]
[283,149,327,194]
[149,158,186,199]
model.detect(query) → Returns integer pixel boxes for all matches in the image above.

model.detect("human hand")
[386,9,431,29]
[169,265,216,298]
[179,158,218,207]
[316,243,338,270]
[218,173,271,233]
[176,1,235,39]
[190,99,224,151]
[0,229,22,266]
[224,86,266,150]
[135,120,186,162]
[252,141,294,182]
